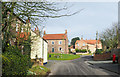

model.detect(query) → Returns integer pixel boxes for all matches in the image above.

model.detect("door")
[52,48,54,52]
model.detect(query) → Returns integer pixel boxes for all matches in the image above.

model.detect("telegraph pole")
[96,31,98,51]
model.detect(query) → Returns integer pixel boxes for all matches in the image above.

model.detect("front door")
[52,48,54,52]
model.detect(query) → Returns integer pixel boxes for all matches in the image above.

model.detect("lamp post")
[96,31,98,52]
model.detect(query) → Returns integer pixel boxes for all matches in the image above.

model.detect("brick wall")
[93,52,111,61]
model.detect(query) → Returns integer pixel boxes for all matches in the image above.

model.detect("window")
[83,43,85,46]
[59,41,62,45]
[21,27,23,32]
[77,43,79,46]
[52,48,54,52]
[16,23,18,32]
[52,41,54,45]
[59,47,62,51]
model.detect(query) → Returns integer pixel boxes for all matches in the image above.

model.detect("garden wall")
[93,52,111,61]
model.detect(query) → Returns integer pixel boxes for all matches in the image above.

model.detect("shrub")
[75,49,79,52]
[95,49,103,54]
[75,49,87,53]
[2,46,32,75]
[88,50,91,53]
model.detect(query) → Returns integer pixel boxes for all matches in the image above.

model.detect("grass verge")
[48,53,80,60]
[27,65,51,76]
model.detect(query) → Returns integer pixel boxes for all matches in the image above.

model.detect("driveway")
[45,55,118,76]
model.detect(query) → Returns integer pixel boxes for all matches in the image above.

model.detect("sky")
[43,2,118,44]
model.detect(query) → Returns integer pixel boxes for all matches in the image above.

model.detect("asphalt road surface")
[45,55,118,76]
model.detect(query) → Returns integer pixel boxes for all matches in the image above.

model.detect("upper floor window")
[59,41,62,45]
[16,23,18,32]
[83,43,85,46]
[52,41,54,45]
[21,27,23,32]
[77,43,79,46]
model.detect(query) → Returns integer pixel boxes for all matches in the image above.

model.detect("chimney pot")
[65,30,67,34]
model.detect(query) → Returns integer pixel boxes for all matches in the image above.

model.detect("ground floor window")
[59,47,62,51]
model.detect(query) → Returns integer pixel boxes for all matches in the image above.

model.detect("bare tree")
[100,23,119,50]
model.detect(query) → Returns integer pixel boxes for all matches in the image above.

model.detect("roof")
[43,34,67,40]
[76,40,101,44]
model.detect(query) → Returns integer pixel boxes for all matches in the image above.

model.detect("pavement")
[86,60,120,75]
[44,55,119,76]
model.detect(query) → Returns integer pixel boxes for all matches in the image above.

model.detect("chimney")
[81,37,83,40]
[44,30,46,35]
[35,28,36,31]
[65,30,67,35]
[26,18,30,23]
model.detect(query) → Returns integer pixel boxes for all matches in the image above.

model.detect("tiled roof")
[43,34,67,40]
[16,32,30,40]
[76,40,101,44]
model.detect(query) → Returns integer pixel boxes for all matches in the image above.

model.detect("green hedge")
[95,49,103,54]
[2,46,32,75]
[75,49,87,53]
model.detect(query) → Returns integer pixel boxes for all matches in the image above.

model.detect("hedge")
[75,49,87,53]
[2,45,32,76]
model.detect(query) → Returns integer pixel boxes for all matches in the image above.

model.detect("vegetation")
[75,49,87,53]
[2,2,81,75]
[2,46,32,75]
[28,65,50,76]
[100,23,119,51]
[48,53,80,60]
[70,37,80,48]
[95,49,103,54]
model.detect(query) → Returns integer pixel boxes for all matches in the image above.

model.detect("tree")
[2,2,82,75]
[100,23,119,51]
[70,37,80,48]
[2,2,82,50]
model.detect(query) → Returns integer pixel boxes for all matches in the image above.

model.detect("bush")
[95,49,103,54]
[75,49,87,53]
[88,50,91,53]
[2,46,32,75]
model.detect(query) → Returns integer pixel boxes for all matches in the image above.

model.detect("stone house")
[31,28,48,64]
[75,38,102,53]
[43,30,68,54]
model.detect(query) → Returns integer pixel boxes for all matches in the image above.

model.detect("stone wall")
[93,52,111,61]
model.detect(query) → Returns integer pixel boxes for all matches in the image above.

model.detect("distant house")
[31,28,48,64]
[75,38,102,53]
[43,30,68,54]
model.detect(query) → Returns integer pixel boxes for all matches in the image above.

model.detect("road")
[45,55,118,76]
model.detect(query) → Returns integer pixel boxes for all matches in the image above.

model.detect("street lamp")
[96,31,98,52]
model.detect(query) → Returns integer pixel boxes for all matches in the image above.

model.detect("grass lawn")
[27,65,51,76]
[48,53,80,60]
[78,53,93,55]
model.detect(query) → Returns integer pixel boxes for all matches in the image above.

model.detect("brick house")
[43,30,68,54]
[75,38,102,53]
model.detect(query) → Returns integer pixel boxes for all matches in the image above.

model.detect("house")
[43,30,68,54]
[31,28,48,64]
[75,38,102,53]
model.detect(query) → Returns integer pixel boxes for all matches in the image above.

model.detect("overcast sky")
[43,2,118,43]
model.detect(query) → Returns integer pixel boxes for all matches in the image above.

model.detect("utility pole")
[96,31,98,51]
